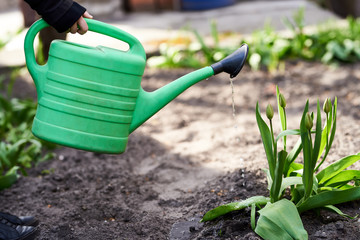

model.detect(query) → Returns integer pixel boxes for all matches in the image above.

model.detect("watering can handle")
[24,18,146,93]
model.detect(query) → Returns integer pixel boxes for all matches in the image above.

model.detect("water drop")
[229,77,236,118]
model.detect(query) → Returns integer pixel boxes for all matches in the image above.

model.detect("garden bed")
[1,61,360,239]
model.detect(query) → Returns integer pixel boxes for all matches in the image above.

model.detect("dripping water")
[229,77,236,119]
[229,77,240,143]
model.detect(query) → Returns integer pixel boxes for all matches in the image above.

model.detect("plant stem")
[269,119,279,202]
[308,130,313,153]
[325,112,329,154]
[315,112,329,172]
[269,119,277,166]
[283,108,287,152]
[304,129,313,200]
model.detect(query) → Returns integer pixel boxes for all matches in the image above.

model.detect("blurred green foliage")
[149,8,360,71]
[0,34,55,190]
[147,20,237,69]
[0,90,56,190]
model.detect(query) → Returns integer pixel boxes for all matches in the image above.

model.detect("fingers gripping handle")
[25,18,146,61]
[84,18,146,59]
[24,19,146,97]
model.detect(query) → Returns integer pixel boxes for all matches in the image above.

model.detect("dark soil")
[1,61,360,239]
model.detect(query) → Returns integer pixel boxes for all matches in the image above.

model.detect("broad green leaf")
[8,139,28,165]
[292,184,305,204]
[316,154,360,184]
[339,184,355,190]
[0,166,19,190]
[0,149,11,168]
[323,205,357,219]
[279,177,303,196]
[326,41,348,60]
[256,103,275,179]
[297,187,360,213]
[201,196,270,222]
[255,199,308,240]
[289,162,304,174]
[321,170,360,188]
[256,215,293,240]
[276,129,300,143]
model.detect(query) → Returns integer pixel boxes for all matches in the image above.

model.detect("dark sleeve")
[24,0,86,33]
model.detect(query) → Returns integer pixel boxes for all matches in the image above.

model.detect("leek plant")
[201,86,360,239]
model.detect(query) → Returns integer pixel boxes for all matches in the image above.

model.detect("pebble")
[52,175,63,182]
[314,230,327,238]
[335,221,344,230]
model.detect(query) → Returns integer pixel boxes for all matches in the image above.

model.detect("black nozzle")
[211,44,248,78]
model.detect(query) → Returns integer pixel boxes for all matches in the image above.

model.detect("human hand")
[69,11,93,35]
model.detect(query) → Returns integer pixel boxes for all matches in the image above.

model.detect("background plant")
[149,8,360,71]
[245,9,360,71]
[0,92,56,190]
[0,67,55,190]
[201,87,360,239]
[147,20,236,69]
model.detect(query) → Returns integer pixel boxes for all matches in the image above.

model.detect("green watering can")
[24,19,248,154]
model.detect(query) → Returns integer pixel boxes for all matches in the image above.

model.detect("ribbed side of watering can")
[32,40,146,153]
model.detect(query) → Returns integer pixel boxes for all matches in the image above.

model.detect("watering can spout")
[129,44,249,133]
[211,44,248,78]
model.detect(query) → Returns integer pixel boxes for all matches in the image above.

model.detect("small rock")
[52,174,63,182]
[314,230,327,238]
[245,183,254,191]
[105,184,115,192]
[243,232,261,240]
[169,217,203,240]
[335,221,344,232]
[72,174,83,183]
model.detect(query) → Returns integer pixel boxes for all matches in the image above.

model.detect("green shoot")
[201,87,360,239]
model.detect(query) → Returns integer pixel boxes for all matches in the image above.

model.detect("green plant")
[0,28,23,50]
[248,11,360,71]
[0,90,55,190]
[147,20,237,69]
[149,7,360,71]
[248,22,289,71]
[201,86,360,238]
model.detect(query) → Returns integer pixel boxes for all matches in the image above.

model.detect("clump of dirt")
[1,61,360,239]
